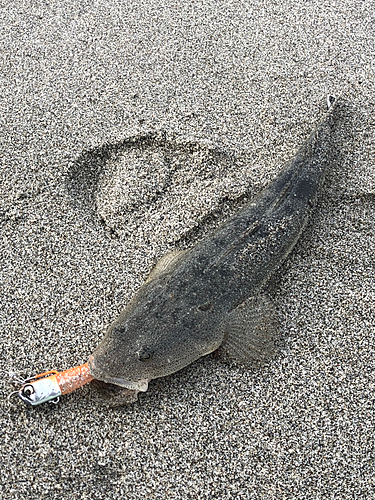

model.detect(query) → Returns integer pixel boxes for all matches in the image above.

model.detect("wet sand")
[1,1,374,498]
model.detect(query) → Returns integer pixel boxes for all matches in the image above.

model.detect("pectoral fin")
[219,294,279,366]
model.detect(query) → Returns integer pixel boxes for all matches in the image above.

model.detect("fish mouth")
[102,376,149,392]
[88,355,149,392]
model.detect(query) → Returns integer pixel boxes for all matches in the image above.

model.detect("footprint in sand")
[67,132,249,247]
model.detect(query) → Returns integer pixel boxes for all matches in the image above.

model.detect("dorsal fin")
[146,250,187,283]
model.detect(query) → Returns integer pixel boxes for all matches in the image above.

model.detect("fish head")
[88,290,223,391]
[88,324,155,392]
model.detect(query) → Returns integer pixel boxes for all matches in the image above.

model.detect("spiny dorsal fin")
[146,250,187,283]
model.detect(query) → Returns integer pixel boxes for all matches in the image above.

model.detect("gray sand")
[1,1,374,498]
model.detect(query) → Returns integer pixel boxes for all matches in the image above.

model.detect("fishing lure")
[17,364,93,405]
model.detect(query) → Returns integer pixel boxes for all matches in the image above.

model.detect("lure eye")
[22,384,35,398]
[138,348,154,361]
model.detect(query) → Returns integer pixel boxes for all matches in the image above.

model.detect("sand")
[1,0,374,498]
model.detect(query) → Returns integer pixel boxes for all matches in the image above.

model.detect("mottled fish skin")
[89,100,343,392]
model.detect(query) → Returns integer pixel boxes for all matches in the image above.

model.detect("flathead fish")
[88,97,342,402]
[18,97,342,406]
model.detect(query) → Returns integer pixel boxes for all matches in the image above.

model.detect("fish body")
[89,100,341,398]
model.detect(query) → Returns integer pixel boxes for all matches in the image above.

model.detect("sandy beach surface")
[1,1,374,498]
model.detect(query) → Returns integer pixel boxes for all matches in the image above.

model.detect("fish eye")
[197,301,213,312]
[138,348,154,361]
